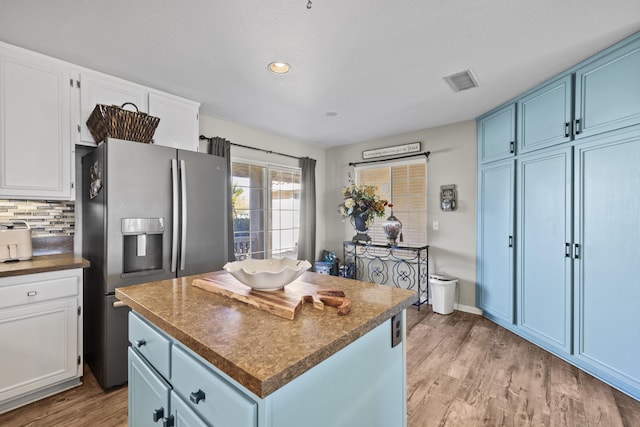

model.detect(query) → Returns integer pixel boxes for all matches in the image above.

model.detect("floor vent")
[443,69,479,92]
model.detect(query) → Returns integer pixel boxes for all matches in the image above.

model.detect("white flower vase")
[382,211,403,246]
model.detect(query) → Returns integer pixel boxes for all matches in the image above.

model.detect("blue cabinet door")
[517,147,573,355]
[574,128,640,400]
[171,391,208,427]
[128,348,171,427]
[478,104,516,163]
[518,75,573,154]
[477,160,515,325]
[574,37,640,138]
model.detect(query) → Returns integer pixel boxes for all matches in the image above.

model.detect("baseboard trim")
[454,303,483,316]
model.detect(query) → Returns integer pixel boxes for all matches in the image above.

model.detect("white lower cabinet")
[0,269,83,414]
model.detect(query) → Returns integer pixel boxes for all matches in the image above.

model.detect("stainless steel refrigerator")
[82,138,227,389]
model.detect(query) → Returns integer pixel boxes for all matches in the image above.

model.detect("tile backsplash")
[0,199,75,237]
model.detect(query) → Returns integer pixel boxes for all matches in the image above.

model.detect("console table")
[342,241,429,307]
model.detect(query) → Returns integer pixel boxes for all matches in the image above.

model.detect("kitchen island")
[116,270,417,427]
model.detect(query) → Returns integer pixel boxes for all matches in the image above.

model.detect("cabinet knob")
[27,290,38,297]
[152,407,164,422]
[190,389,206,404]
[564,122,571,138]
[135,339,146,348]
[509,141,515,154]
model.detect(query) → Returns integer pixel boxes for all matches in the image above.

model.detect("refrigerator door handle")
[180,159,188,271]
[171,159,179,272]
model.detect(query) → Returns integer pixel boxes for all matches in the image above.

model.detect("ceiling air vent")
[443,69,479,92]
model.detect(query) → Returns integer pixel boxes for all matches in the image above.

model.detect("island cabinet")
[0,268,84,414]
[0,42,74,200]
[117,271,416,427]
[128,311,403,427]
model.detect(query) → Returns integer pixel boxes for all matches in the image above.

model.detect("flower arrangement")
[338,180,390,230]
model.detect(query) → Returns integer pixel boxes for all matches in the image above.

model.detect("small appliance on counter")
[0,221,33,262]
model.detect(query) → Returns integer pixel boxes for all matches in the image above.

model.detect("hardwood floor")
[1,307,638,426]
[405,307,640,427]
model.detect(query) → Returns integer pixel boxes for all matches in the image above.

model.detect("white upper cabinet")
[148,91,200,151]
[78,72,148,145]
[0,44,73,200]
[78,72,200,151]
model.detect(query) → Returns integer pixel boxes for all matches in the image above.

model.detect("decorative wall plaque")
[362,142,421,160]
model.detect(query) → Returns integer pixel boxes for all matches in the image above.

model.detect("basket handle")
[119,102,139,112]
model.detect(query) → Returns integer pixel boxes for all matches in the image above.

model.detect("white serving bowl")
[223,258,312,291]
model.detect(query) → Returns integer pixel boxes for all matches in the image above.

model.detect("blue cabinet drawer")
[171,344,257,427]
[128,311,171,380]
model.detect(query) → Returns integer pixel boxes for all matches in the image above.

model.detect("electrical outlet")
[433,221,439,231]
[391,314,402,347]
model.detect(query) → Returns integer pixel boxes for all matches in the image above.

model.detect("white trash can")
[429,273,457,315]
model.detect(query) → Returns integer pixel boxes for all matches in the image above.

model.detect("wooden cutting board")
[192,273,349,320]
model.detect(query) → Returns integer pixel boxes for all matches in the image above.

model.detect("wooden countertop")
[0,253,90,278]
[115,271,417,398]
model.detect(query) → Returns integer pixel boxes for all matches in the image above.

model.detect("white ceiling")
[1,1,639,148]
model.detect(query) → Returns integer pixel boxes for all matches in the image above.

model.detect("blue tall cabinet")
[477,32,640,400]
[477,160,515,326]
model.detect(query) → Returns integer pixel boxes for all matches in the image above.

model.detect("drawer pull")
[152,407,164,422]
[135,339,147,348]
[27,291,38,297]
[190,389,206,404]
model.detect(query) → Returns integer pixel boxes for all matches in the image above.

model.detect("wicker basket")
[86,102,160,144]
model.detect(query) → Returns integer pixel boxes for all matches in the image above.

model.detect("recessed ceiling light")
[268,61,291,74]
[326,112,338,117]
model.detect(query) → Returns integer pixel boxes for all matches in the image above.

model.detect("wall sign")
[362,142,421,159]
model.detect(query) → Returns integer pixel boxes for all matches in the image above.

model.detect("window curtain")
[298,157,316,264]
[208,137,235,262]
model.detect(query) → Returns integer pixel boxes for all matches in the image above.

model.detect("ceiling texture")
[1,1,639,147]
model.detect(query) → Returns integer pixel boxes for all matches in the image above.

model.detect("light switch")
[432,221,439,231]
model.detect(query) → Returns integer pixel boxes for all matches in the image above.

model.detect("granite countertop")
[115,271,417,398]
[0,253,90,278]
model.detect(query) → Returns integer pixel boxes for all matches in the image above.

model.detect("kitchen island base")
[129,310,407,427]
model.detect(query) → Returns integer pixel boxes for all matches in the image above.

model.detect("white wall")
[199,115,328,259]
[324,120,478,309]
[200,115,480,309]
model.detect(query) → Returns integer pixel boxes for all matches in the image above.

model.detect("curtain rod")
[348,151,430,167]
[199,135,302,160]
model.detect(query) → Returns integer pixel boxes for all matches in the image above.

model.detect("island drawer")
[128,311,171,380]
[171,344,257,427]
[0,273,78,309]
